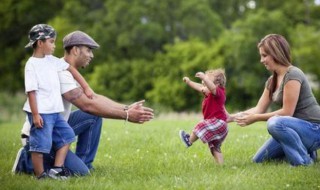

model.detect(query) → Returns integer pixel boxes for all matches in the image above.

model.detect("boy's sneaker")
[310,150,318,162]
[12,148,24,173]
[48,167,71,180]
[179,130,192,147]
[21,134,29,146]
[37,171,48,180]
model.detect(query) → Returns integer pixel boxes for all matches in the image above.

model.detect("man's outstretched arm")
[62,87,154,123]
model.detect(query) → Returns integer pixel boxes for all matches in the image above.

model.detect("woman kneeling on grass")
[229,34,320,166]
[179,69,228,164]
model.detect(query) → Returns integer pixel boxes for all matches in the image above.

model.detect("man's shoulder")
[59,70,79,94]
[59,70,75,83]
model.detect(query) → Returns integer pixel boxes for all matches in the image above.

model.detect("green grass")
[1,117,320,190]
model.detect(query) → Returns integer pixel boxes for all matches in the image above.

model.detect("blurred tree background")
[1,0,320,120]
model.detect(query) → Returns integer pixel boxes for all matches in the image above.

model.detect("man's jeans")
[253,116,320,166]
[67,110,103,170]
[17,110,102,175]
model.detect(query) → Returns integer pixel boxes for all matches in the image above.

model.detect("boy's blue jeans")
[18,110,102,175]
[253,116,320,166]
[27,112,75,153]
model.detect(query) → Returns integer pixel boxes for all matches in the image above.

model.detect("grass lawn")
[1,116,319,190]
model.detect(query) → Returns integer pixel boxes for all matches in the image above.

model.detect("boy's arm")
[67,65,94,99]
[183,77,204,93]
[28,91,43,128]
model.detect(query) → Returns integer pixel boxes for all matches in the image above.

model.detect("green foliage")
[220,9,292,109]
[147,39,224,111]
[97,0,223,60]
[89,59,153,102]
[1,0,320,112]
[252,0,319,26]
[0,0,64,92]
[291,24,320,99]
[0,92,26,123]
[291,24,320,79]
[209,0,254,28]
[50,17,79,57]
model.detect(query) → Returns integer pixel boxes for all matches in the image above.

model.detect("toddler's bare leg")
[189,132,199,144]
[212,149,224,164]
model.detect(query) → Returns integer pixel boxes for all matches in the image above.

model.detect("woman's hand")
[234,113,256,127]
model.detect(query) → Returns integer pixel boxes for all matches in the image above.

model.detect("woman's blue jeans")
[253,116,320,166]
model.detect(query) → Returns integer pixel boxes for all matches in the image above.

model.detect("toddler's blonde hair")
[205,68,226,87]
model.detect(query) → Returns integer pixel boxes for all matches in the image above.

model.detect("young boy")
[23,24,93,179]
[179,69,228,164]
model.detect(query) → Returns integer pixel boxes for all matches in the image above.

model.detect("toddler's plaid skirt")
[193,118,228,153]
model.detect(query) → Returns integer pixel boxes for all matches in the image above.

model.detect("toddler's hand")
[183,77,190,83]
[84,87,94,99]
[195,72,205,79]
[201,87,210,96]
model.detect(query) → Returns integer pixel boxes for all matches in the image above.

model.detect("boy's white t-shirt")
[58,60,80,120]
[23,55,69,113]
[21,57,78,136]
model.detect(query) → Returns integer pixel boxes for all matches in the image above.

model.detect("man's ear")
[71,46,79,56]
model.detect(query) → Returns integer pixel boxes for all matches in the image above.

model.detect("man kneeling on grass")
[12,30,154,178]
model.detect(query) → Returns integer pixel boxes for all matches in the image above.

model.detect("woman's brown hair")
[258,34,292,100]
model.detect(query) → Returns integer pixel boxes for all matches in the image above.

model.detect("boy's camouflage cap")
[25,24,56,48]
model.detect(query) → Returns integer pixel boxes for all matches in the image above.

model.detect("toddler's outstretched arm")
[183,76,204,93]
[196,72,217,95]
